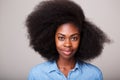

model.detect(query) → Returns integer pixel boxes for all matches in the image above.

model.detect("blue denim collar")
[48,60,82,73]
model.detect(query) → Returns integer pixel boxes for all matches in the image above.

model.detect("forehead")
[56,23,80,35]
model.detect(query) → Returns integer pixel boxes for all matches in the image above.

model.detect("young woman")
[26,0,110,80]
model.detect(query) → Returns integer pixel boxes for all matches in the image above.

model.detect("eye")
[71,36,78,41]
[58,36,65,41]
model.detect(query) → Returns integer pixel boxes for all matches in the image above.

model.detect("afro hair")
[26,0,110,61]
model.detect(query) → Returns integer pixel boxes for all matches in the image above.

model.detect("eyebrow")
[56,33,80,36]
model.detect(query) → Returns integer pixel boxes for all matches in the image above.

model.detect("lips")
[62,50,73,55]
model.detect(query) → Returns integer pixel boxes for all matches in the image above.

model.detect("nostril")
[63,39,72,47]
[64,43,72,47]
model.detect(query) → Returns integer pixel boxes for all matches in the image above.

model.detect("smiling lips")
[62,50,73,55]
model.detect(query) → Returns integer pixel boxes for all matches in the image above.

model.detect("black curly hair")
[26,0,110,61]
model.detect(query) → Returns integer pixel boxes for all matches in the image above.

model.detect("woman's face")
[55,23,80,60]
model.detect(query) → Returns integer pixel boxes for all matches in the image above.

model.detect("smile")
[62,50,73,55]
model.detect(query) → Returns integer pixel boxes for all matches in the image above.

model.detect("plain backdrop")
[0,0,120,80]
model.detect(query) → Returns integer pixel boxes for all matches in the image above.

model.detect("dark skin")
[55,23,80,77]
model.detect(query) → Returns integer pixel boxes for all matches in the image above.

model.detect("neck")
[57,57,76,68]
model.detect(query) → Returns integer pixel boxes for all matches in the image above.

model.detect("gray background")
[0,0,120,80]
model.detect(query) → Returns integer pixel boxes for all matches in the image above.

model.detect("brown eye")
[58,36,65,41]
[71,36,78,41]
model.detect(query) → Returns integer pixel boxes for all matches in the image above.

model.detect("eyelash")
[58,37,65,41]
[71,37,78,41]
[58,36,79,41]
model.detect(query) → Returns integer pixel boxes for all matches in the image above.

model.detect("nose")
[64,39,72,48]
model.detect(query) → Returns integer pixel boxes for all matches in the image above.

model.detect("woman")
[26,0,110,80]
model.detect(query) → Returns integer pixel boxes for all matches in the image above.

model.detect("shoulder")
[28,61,54,80]
[83,62,101,72]
[30,61,52,73]
[78,61,103,79]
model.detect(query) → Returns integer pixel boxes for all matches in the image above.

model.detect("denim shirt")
[28,61,103,80]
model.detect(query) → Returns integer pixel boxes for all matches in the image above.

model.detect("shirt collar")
[47,61,59,73]
[69,61,82,72]
[47,60,82,73]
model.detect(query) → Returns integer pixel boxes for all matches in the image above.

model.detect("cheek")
[56,42,63,49]
[72,41,80,50]
[55,37,63,49]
